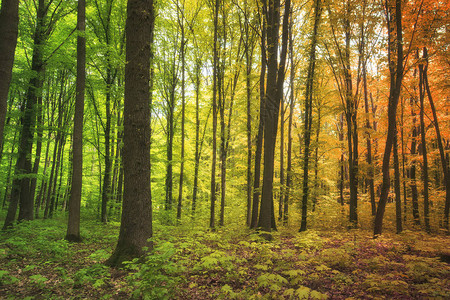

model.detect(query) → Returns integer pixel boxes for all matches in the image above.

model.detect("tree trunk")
[0,0,20,149]
[3,0,46,229]
[259,0,290,233]
[106,0,154,267]
[418,50,430,233]
[244,0,253,226]
[250,10,266,229]
[373,0,404,236]
[210,0,219,230]
[299,0,321,232]
[393,123,402,233]
[177,8,186,222]
[192,58,202,214]
[66,0,85,242]
[422,47,450,231]
[279,90,285,220]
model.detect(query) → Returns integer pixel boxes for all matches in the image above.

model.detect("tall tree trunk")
[362,21,375,216]
[259,0,290,233]
[393,123,402,233]
[279,91,285,220]
[299,0,321,232]
[177,4,186,222]
[410,57,420,225]
[284,16,294,224]
[0,0,19,148]
[374,0,404,236]
[210,0,219,230]
[418,50,430,233]
[192,58,201,214]
[422,47,450,231]
[3,0,46,229]
[165,68,176,212]
[66,0,85,242]
[312,106,321,212]
[250,10,266,229]
[400,96,407,222]
[106,0,154,267]
[245,5,253,226]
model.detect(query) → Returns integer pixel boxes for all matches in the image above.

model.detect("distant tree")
[106,0,154,266]
[66,0,86,242]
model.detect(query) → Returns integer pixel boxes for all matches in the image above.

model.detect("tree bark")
[106,0,154,267]
[418,50,430,233]
[373,0,404,236]
[66,0,85,242]
[299,0,321,232]
[0,0,19,149]
[422,47,450,231]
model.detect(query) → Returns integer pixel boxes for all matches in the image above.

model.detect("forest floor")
[0,213,449,299]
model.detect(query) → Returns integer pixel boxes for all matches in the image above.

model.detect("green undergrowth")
[0,214,449,299]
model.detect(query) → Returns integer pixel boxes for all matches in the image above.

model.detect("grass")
[0,210,449,299]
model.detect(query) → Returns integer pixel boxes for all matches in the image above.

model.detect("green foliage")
[29,274,49,288]
[125,241,184,300]
[74,264,110,287]
[257,273,288,291]
[0,270,19,285]
[318,247,353,269]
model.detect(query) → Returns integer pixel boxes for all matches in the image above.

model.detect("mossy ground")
[0,212,449,299]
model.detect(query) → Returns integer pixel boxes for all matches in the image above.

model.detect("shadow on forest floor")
[0,213,449,299]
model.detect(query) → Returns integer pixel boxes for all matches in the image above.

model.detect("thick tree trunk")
[3,0,46,229]
[66,0,85,242]
[0,0,19,149]
[259,0,290,233]
[106,0,154,267]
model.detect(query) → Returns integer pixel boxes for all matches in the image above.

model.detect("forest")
[0,0,449,298]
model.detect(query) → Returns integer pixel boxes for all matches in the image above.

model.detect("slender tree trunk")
[422,47,450,231]
[312,106,321,212]
[66,0,85,242]
[279,92,285,220]
[192,59,201,214]
[419,51,430,233]
[284,17,294,224]
[362,30,375,216]
[165,70,175,212]
[410,58,420,225]
[0,0,20,148]
[400,96,407,222]
[374,0,404,236]
[177,3,186,222]
[245,10,253,226]
[299,0,321,232]
[250,10,266,229]
[210,0,219,230]
[393,123,402,233]
[106,0,154,267]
